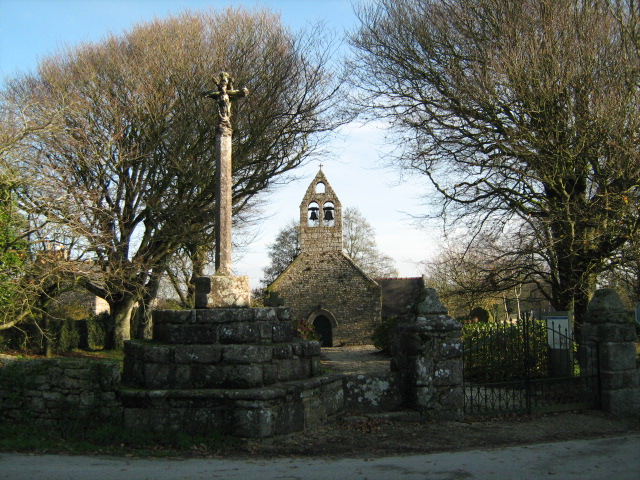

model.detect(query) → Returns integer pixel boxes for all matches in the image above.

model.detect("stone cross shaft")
[203,72,248,276]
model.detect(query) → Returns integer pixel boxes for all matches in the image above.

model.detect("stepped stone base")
[122,307,345,438]
[121,375,344,438]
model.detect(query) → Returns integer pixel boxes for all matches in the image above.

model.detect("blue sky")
[0,0,437,286]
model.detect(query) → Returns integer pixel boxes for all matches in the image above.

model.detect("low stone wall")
[342,372,404,412]
[0,357,122,427]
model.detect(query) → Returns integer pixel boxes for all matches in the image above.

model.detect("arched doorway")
[313,315,333,347]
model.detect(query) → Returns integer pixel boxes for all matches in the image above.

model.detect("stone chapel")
[267,168,382,346]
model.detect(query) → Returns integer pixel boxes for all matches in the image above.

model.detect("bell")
[323,207,334,221]
[309,208,319,221]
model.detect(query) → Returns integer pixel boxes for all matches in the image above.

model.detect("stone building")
[267,169,382,346]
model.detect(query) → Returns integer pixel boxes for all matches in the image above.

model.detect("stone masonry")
[0,357,122,427]
[120,307,344,438]
[582,288,640,417]
[268,169,382,345]
[390,288,464,420]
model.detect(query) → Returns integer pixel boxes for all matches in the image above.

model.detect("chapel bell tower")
[300,168,342,254]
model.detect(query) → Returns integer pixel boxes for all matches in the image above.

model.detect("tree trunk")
[43,315,53,358]
[187,246,207,308]
[105,296,136,350]
[133,271,162,340]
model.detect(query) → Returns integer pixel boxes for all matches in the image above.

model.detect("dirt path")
[320,345,390,375]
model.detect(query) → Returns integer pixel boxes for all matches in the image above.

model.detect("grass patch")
[0,421,239,457]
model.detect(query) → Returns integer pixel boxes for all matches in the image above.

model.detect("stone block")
[194,275,251,308]
[276,307,292,322]
[155,324,217,344]
[601,388,640,416]
[321,379,346,415]
[272,323,294,343]
[122,357,143,386]
[433,360,463,387]
[397,331,429,356]
[174,344,222,364]
[190,365,227,388]
[258,322,274,341]
[263,364,278,385]
[123,341,142,360]
[303,396,326,429]
[295,340,320,357]
[272,344,293,359]
[153,309,195,325]
[594,323,637,343]
[411,357,434,386]
[275,402,305,435]
[218,322,259,344]
[255,308,277,322]
[233,406,275,438]
[600,343,638,371]
[416,288,448,315]
[600,370,640,390]
[438,340,463,359]
[585,288,627,323]
[143,363,171,388]
[342,373,402,412]
[222,345,272,364]
[276,358,310,382]
[142,344,174,363]
[172,365,192,388]
[310,357,322,376]
[225,365,264,388]
[414,386,437,409]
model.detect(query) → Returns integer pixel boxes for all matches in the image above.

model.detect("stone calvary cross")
[203,72,248,276]
[195,72,251,308]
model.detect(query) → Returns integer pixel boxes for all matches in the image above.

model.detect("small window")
[307,202,320,226]
[315,182,326,194]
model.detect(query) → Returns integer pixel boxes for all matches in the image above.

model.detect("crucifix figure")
[203,72,249,276]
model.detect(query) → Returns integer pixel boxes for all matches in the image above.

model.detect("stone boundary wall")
[389,288,464,420]
[0,357,122,427]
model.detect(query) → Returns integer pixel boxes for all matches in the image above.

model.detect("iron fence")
[462,315,600,416]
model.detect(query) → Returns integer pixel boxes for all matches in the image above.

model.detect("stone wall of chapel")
[270,252,381,345]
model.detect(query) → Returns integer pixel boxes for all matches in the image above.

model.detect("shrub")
[468,306,493,323]
[371,317,396,353]
[462,319,549,382]
[292,319,319,341]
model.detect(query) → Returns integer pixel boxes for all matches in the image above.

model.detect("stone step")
[120,374,345,438]
[123,339,322,389]
[152,308,294,344]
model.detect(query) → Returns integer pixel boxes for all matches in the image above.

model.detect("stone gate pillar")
[583,288,640,417]
[390,288,463,420]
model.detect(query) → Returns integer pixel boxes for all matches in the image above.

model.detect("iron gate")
[463,316,600,416]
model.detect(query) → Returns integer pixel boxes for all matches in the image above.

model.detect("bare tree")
[342,207,398,278]
[350,0,640,326]
[261,219,301,287]
[422,231,551,320]
[4,8,347,348]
